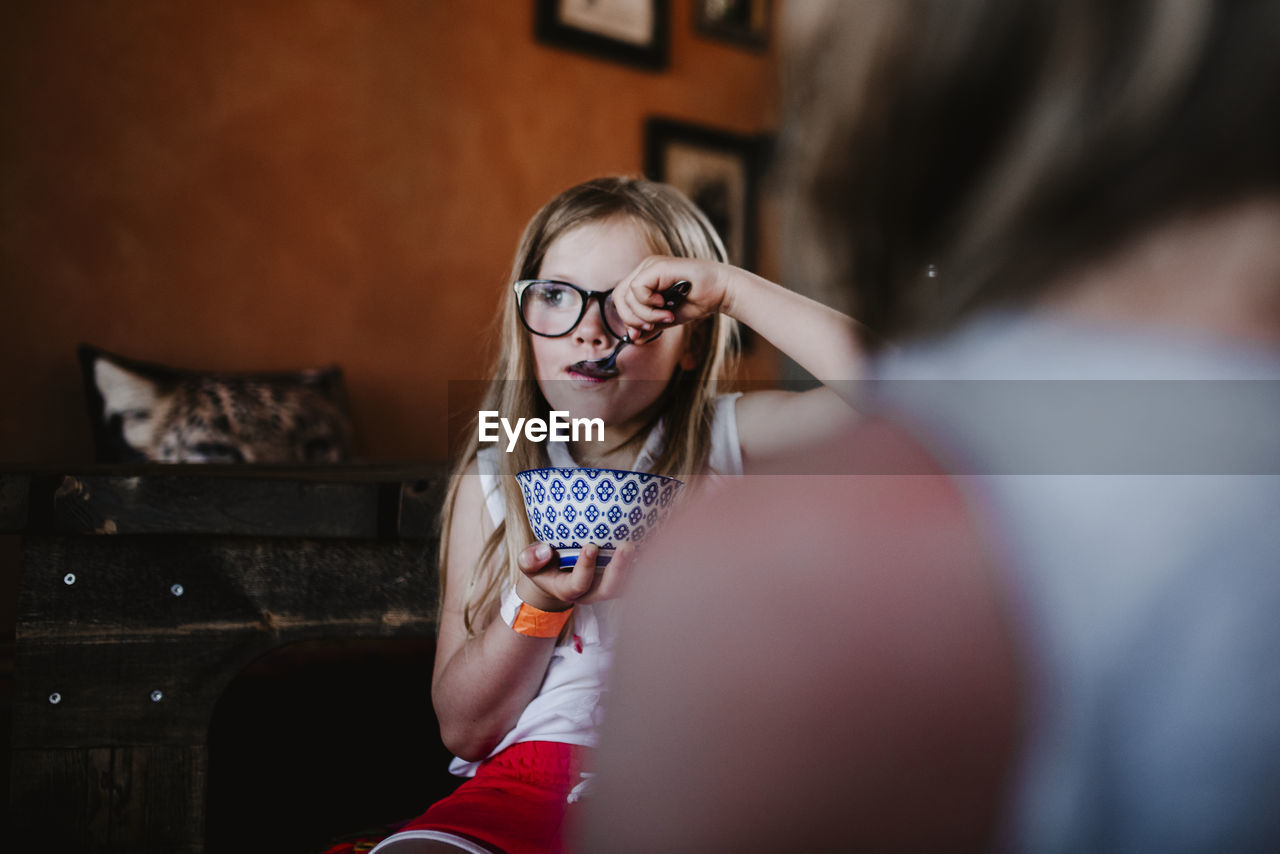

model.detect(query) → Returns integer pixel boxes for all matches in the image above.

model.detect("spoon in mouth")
[571,280,692,376]
[577,338,628,377]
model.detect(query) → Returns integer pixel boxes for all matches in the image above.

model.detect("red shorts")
[380,741,589,854]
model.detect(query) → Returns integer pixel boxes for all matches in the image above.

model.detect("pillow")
[79,345,356,464]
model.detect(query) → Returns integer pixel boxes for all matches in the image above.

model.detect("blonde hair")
[438,176,738,637]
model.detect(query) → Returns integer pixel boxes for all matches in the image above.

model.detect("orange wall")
[0,0,782,464]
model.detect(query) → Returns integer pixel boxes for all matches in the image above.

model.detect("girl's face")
[529,216,693,433]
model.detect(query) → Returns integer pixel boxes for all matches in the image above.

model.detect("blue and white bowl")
[515,467,685,568]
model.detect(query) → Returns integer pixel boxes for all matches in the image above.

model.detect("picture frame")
[643,116,767,272]
[535,0,669,71]
[693,0,770,50]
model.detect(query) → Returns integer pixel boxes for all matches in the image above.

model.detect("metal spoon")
[576,280,692,375]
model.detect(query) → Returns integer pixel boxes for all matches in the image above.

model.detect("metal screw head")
[63,573,76,586]
[170,583,185,597]
[150,690,163,703]
[49,692,62,704]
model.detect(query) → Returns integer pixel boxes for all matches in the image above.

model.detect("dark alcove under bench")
[2,464,457,853]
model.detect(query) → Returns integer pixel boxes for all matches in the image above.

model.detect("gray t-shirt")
[871,312,1280,852]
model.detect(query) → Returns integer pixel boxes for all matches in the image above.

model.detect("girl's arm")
[431,463,558,760]
[611,257,864,466]
[431,461,633,760]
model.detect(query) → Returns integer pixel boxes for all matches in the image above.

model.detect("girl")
[370,176,860,854]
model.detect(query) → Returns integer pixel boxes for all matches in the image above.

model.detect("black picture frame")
[535,0,669,71]
[643,116,767,272]
[693,0,770,51]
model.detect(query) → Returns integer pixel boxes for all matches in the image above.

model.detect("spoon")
[572,280,692,376]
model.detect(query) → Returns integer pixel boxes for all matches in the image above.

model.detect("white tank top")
[450,393,743,776]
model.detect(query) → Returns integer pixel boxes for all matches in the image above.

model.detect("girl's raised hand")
[515,542,638,610]
[610,257,735,342]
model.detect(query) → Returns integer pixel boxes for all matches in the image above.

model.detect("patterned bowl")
[515,467,685,568]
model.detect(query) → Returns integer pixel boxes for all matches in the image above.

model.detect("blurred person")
[582,1,1280,851]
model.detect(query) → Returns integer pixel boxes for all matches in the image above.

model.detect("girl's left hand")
[610,257,735,342]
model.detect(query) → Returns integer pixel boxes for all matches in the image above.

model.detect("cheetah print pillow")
[79,345,355,464]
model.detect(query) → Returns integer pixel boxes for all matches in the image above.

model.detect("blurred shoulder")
[596,416,1022,851]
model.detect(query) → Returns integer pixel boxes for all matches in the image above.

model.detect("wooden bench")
[2,465,454,852]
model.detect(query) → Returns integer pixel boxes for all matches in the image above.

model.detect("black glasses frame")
[513,279,630,340]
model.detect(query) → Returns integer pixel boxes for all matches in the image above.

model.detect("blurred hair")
[781,0,1280,345]
[439,176,738,637]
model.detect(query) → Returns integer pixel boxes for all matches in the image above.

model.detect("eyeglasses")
[513,279,661,342]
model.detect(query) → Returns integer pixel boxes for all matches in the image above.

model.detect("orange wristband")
[500,586,572,638]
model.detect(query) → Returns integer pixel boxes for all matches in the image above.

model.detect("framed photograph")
[694,0,770,50]
[644,117,767,272]
[535,0,669,71]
